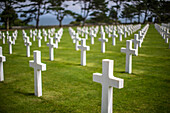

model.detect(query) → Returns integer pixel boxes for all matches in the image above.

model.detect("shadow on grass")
[115,70,138,76]
[14,91,34,96]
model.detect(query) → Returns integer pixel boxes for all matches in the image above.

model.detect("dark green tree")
[0,0,23,30]
[110,0,125,24]
[151,0,170,23]
[48,0,75,27]
[109,6,117,23]
[20,0,48,28]
[133,1,144,23]
[0,5,18,29]
[120,3,136,23]
[72,0,94,26]
[90,0,109,23]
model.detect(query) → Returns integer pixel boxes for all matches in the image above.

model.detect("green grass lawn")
[0,24,169,113]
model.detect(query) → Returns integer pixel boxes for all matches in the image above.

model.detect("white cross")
[108,28,112,38]
[0,31,1,39]
[33,31,36,41]
[29,51,46,97]
[6,31,9,39]
[100,26,104,35]
[71,31,76,40]
[124,27,127,38]
[118,29,123,41]
[0,47,6,82]
[89,30,95,44]
[12,33,17,45]
[30,29,32,38]
[78,39,90,66]
[81,28,85,37]
[43,31,47,42]
[37,33,42,47]
[7,36,13,54]
[47,38,56,61]
[84,29,89,39]
[138,31,143,47]
[99,32,108,53]
[131,34,141,54]
[24,36,32,57]
[2,33,5,44]
[93,59,124,113]
[111,31,118,46]
[165,29,169,44]
[23,33,27,44]
[121,40,137,74]
[54,33,60,48]
[73,33,81,51]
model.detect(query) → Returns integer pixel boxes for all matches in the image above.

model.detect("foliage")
[120,3,137,23]
[48,0,75,27]
[0,5,18,29]
[109,0,125,24]
[0,0,24,30]
[19,0,49,28]
[72,0,94,26]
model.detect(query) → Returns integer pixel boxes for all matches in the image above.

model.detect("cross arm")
[109,76,124,89]
[38,63,46,71]
[0,56,6,62]
[121,47,126,53]
[29,60,35,68]
[29,61,46,71]
[86,46,90,51]
[47,43,55,48]
[93,73,102,84]
[130,49,138,56]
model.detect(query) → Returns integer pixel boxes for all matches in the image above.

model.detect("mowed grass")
[0,24,169,113]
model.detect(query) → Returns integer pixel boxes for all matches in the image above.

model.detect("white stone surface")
[12,33,17,45]
[111,31,118,46]
[6,31,9,39]
[47,38,56,61]
[84,28,89,39]
[7,36,13,54]
[138,31,143,47]
[0,47,6,82]
[89,30,95,44]
[93,59,124,113]
[29,51,46,97]
[37,33,42,47]
[54,33,60,48]
[124,27,127,38]
[99,32,108,53]
[73,33,81,51]
[118,29,123,41]
[30,29,32,38]
[2,33,5,44]
[33,31,36,41]
[43,31,47,42]
[24,36,32,57]
[78,39,90,66]
[0,31,1,39]
[131,34,141,54]
[121,40,137,74]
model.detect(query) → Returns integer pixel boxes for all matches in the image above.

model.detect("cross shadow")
[114,71,137,76]
[14,91,34,96]
[115,71,126,74]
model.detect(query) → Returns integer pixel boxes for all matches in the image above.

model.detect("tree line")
[0,0,169,30]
